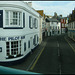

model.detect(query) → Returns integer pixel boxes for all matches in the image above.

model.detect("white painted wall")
[0,1,40,62]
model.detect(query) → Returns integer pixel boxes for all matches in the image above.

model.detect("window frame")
[28,40,30,48]
[0,47,2,52]
[33,18,38,29]
[29,16,33,29]
[4,10,23,28]
[24,42,26,51]
[35,18,38,29]
[6,40,22,59]
[33,34,38,46]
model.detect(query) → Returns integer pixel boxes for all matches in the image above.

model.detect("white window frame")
[33,18,38,29]
[6,40,21,58]
[29,16,33,29]
[4,10,23,28]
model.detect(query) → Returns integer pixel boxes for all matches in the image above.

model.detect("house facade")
[0,1,40,62]
[46,18,61,36]
[36,10,46,40]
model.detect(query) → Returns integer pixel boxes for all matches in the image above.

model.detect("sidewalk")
[65,35,75,53]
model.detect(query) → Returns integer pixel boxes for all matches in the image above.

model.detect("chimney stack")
[28,2,32,7]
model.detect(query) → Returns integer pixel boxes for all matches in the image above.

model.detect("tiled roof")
[46,18,59,22]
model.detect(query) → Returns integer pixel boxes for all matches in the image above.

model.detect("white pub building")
[0,1,39,63]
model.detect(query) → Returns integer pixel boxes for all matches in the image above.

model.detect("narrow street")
[29,34,75,74]
[7,34,75,74]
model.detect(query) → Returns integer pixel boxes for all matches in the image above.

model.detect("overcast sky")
[26,1,75,17]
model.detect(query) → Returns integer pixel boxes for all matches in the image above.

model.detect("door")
[0,10,3,28]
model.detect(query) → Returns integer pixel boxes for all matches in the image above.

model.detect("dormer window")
[5,10,22,28]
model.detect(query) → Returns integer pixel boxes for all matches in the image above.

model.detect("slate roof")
[46,18,59,22]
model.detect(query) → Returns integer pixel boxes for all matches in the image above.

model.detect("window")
[0,47,2,52]
[33,18,38,29]
[58,26,59,30]
[6,40,21,59]
[23,13,25,28]
[5,11,9,25]
[34,18,38,29]
[51,22,53,24]
[24,42,26,51]
[55,26,57,30]
[28,40,30,48]
[33,35,36,45]
[57,22,58,24]
[53,26,54,30]
[0,10,3,28]
[52,31,54,34]
[37,35,38,43]
[5,11,22,27]
[33,35,38,46]
[33,18,35,27]
[50,26,51,29]
[29,16,33,29]
[58,31,59,34]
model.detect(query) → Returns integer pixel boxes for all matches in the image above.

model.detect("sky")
[26,1,75,17]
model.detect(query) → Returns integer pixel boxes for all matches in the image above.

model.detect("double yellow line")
[30,36,75,71]
[30,47,45,70]
[64,36,75,52]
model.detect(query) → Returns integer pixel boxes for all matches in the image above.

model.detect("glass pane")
[7,52,10,55]
[5,11,9,25]
[6,42,9,45]
[11,51,13,55]
[13,12,18,18]
[6,46,9,48]
[6,19,9,25]
[6,11,9,19]
[10,19,13,25]
[10,11,13,19]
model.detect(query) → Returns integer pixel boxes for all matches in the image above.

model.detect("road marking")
[26,42,47,71]
[57,41,60,56]
[26,48,44,71]
[59,64,61,75]
[58,49,60,56]
[57,41,59,47]
[26,51,39,71]
[30,47,45,70]
[64,37,75,53]
[57,42,59,47]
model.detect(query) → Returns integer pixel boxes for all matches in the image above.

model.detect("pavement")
[65,35,75,53]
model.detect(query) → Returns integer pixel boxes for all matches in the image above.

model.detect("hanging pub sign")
[0,35,25,41]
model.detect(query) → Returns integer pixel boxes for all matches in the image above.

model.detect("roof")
[36,10,44,17]
[46,18,59,22]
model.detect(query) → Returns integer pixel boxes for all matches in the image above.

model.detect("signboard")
[0,35,25,41]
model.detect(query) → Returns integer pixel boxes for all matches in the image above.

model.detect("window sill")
[6,54,23,59]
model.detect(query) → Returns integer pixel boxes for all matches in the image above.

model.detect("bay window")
[6,40,22,59]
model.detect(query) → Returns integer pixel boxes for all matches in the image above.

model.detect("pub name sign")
[0,36,25,41]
